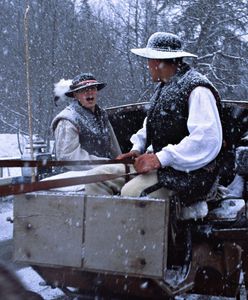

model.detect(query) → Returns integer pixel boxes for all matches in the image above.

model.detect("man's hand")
[134,153,161,173]
[116,150,140,160]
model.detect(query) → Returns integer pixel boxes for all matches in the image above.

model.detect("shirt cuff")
[131,145,143,153]
[156,150,174,168]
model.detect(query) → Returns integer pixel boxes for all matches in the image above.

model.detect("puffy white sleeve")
[156,86,222,171]
[130,117,148,153]
[54,120,109,170]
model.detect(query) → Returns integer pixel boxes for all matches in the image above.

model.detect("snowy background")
[1,0,248,298]
[1,0,248,137]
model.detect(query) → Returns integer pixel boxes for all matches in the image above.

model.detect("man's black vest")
[52,101,113,158]
[146,63,222,203]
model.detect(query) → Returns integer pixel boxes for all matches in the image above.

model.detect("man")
[51,73,121,171]
[85,32,223,204]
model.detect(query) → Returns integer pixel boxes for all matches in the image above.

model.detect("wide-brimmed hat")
[131,32,197,59]
[65,73,106,98]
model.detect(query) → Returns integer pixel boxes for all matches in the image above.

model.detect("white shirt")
[130,86,222,172]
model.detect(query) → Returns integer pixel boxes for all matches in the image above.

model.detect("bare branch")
[0,116,26,134]
[0,103,26,118]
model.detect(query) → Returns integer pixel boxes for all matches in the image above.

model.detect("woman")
[51,72,121,171]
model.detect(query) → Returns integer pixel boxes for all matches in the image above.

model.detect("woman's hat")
[65,73,106,98]
[131,32,197,59]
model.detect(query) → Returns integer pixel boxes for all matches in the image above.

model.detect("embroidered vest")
[52,101,113,158]
[146,64,222,203]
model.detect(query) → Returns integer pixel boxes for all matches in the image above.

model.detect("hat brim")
[131,48,197,59]
[65,82,106,98]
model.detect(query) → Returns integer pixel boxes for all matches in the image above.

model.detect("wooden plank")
[84,195,169,278]
[13,192,84,267]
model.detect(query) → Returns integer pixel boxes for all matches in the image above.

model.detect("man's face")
[74,86,98,111]
[148,59,177,82]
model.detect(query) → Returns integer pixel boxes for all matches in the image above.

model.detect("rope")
[24,0,35,182]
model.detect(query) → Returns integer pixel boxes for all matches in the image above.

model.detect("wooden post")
[24,0,35,182]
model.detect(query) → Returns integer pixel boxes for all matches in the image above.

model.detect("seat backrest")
[222,104,248,150]
[219,104,248,185]
[236,146,248,176]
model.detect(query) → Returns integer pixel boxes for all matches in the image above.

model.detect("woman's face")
[74,86,98,112]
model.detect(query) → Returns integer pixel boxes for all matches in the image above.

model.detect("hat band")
[74,79,98,89]
[150,47,182,52]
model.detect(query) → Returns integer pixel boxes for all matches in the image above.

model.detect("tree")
[0,0,247,138]
[171,0,248,98]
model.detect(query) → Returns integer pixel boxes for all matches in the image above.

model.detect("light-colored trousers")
[85,163,173,199]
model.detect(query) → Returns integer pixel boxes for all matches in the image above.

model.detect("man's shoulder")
[182,68,215,89]
[186,68,208,81]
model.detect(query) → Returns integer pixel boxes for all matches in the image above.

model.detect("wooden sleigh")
[11,100,248,299]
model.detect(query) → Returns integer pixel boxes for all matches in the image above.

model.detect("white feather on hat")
[54,79,72,103]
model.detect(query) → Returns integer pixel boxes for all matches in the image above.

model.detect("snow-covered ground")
[0,133,22,177]
[0,134,23,158]
[0,134,65,299]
